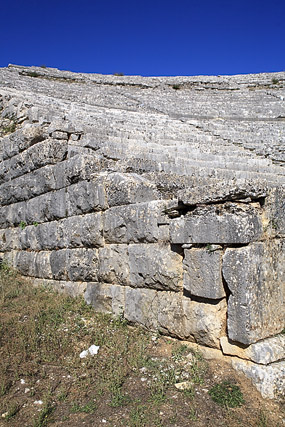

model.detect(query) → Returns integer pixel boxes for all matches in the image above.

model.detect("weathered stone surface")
[128,243,183,291]
[183,246,226,299]
[220,335,285,365]
[1,65,285,399]
[124,287,226,347]
[63,213,104,248]
[84,282,125,315]
[104,172,160,206]
[232,358,285,399]
[223,242,285,345]
[33,278,87,297]
[67,249,99,281]
[170,203,263,244]
[98,244,130,285]
[67,180,107,216]
[177,179,268,206]
[103,201,167,244]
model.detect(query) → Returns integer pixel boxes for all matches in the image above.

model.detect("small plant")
[2,121,16,135]
[23,71,41,78]
[4,403,21,420]
[172,84,181,90]
[209,380,244,408]
[40,65,47,69]
[71,401,97,413]
[113,72,124,76]
[33,401,55,427]
[19,221,26,230]
[272,78,279,85]
[171,343,189,361]
[33,221,39,227]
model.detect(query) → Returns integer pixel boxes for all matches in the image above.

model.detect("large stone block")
[67,180,107,216]
[103,201,167,244]
[63,213,104,248]
[232,358,285,399]
[124,287,226,347]
[220,334,285,365]
[66,248,99,282]
[183,246,226,299]
[26,189,66,223]
[104,172,159,206]
[128,243,183,291]
[170,203,263,244]
[223,242,285,345]
[177,179,268,206]
[84,282,125,315]
[98,244,130,285]
[2,123,47,160]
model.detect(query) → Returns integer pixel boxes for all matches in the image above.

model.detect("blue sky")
[1,0,284,76]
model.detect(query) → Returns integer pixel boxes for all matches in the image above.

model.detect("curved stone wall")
[0,65,284,398]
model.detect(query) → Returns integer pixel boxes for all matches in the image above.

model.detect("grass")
[0,265,283,426]
[1,121,16,135]
[209,380,245,408]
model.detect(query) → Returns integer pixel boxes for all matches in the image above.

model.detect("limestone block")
[51,131,68,140]
[177,179,268,206]
[35,221,65,250]
[220,335,285,365]
[170,203,263,244]
[67,181,107,216]
[223,242,285,345]
[84,282,125,315]
[14,251,36,276]
[124,287,226,347]
[33,278,87,297]
[183,246,226,299]
[50,249,67,280]
[63,213,104,248]
[105,172,159,206]
[263,186,285,236]
[65,155,102,185]
[128,243,183,291]
[124,287,159,330]
[158,293,227,348]
[20,225,39,250]
[66,248,99,282]
[232,358,285,399]
[2,124,46,160]
[34,251,53,278]
[0,228,20,251]
[103,201,166,244]
[98,244,130,285]
[26,189,66,223]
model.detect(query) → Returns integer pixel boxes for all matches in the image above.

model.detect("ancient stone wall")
[0,65,284,398]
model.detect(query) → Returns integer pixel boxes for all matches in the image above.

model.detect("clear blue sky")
[1,0,284,76]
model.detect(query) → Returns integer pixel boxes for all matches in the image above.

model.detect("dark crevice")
[222,275,231,302]
[170,244,184,257]
[183,288,225,305]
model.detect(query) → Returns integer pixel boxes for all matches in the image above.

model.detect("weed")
[272,78,279,85]
[33,221,39,227]
[33,401,55,427]
[172,84,181,90]
[209,380,244,408]
[188,407,198,421]
[4,403,21,420]
[258,409,268,427]
[1,121,16,135]
[171,343,189,362]
[183,386,195,399]
[19,221,26,230]
[71,400,97,413]
[113,72,124,76]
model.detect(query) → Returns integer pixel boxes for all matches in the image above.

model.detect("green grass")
[209,380,245,408]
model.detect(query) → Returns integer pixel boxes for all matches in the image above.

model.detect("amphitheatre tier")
[0,65,284,399]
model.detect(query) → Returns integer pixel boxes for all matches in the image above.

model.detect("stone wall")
[0,65,284,398]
